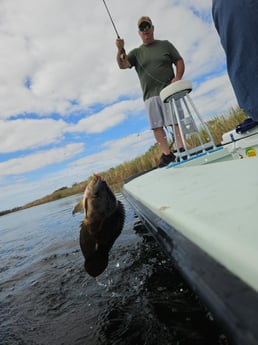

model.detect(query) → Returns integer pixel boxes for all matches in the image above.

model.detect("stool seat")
[160,80,192,102]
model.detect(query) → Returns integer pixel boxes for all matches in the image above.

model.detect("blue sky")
[0,0,237,211]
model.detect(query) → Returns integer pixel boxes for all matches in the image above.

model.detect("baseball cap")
[137,16,152,28]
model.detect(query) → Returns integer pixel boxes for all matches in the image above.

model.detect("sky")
[0,0,238,211]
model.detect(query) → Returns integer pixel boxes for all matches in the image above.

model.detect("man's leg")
[212,0,258,121]
[153,127,176,167]
[153,127,170,154]
[153,126,183,154]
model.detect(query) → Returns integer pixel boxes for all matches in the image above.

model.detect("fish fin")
[72,200,84,215]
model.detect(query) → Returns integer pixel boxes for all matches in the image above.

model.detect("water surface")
[0,194,230,345]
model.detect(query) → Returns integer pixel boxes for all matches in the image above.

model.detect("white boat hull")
[123,131,258,345]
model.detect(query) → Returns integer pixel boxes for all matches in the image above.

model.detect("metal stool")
[160,80,216,160]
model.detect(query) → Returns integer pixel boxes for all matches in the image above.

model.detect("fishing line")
[101,0,168,84]
[100,3,258,154]
[101,1,252,148]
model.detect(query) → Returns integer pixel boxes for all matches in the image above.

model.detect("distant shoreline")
[0,181,87,217]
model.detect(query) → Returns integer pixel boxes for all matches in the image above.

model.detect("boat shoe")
[236,118,258,134]
[158,152,176,167]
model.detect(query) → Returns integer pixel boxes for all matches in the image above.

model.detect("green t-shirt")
[127,40,182,101]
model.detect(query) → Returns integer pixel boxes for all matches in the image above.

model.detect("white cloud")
[0,118,67,153]
[0,0,239,211]
[68,98,144,134]
[0,131,154,210]
[192,74,238,119]
[103,130,155,160]
[69,130,155,172]
[0,0,231,119]
[0,143,84,177]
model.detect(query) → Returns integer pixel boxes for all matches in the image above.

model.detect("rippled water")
[0,194,231,345]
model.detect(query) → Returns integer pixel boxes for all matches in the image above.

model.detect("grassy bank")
[0,108,246,217]
[97,107,246,190]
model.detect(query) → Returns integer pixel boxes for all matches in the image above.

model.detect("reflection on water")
[0,194,230,345]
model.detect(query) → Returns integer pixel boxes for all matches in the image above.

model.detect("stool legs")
[166,93,216,161]
[186,94,215,148]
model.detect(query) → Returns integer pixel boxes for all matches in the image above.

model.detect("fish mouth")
[92,173,101,183]
[83,174,102,216]
[92,173,103,190]
[86,173,108,196]
[93,173,101,179]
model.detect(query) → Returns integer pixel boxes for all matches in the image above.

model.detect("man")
[212,0,258,132]
[116,16,185,167]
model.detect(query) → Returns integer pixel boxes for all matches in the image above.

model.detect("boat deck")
[123,152,258,345]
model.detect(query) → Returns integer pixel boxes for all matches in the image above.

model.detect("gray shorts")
[144,96,183,129]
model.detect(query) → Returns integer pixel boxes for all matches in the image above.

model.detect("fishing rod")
[101,0,126,58]
[101,0,164,76]
[101,1,166,83]
[102,0,121,39]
